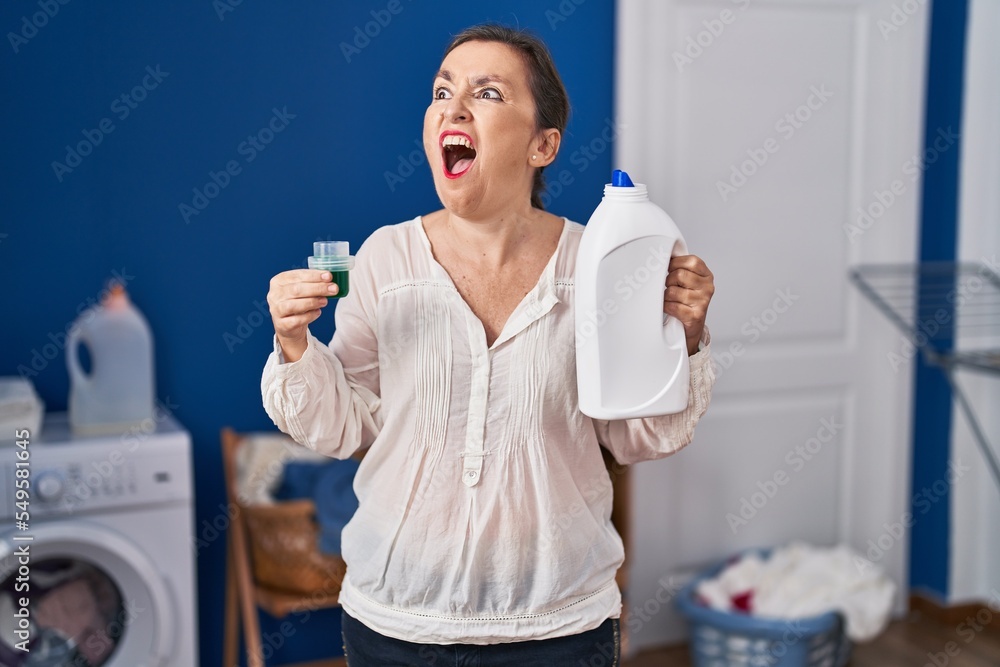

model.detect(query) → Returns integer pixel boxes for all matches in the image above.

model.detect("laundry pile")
[0,559,122,666]
[694,543,896,642]
[0,377,43,441]
[236,433,359,555]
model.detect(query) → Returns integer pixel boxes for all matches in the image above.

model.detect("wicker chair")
[220,428,633,664]
[221,428,347,667]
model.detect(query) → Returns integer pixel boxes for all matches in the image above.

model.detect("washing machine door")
[0,522,174,667]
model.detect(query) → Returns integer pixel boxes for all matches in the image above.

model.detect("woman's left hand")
[664,255,715,356]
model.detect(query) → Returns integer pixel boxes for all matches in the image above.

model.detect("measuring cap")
[308,241,355,271]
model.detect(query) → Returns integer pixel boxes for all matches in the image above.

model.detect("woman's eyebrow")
[432,70,509,87]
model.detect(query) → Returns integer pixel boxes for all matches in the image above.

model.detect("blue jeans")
[341,611,620,667]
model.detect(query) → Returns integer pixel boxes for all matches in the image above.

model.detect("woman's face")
[424,40,548,219]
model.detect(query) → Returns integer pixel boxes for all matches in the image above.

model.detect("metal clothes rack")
[850,261,1000,495]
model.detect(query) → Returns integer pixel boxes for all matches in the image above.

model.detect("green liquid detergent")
[308,241,355,301]
[329,270,350,299]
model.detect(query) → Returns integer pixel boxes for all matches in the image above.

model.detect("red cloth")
[731,591,753,613]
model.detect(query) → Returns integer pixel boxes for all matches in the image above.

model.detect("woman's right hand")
[267,269,338,362]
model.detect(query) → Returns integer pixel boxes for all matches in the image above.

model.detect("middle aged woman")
[262,23,717,666]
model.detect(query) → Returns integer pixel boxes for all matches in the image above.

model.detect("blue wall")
[0,1,615,664]
[908,0,968,600]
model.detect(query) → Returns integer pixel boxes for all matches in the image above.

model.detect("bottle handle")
[664,316,687,349]
[66,325,91,387]
[672,236,689,258]
[663,236,690,348]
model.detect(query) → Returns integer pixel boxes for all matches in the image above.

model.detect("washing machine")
[0,412,198,667]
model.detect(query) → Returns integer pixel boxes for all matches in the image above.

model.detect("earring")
[532,155,537,160]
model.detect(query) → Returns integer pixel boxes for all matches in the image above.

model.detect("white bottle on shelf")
[66,283,155,435]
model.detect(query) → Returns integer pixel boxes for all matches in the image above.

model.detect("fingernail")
[322,272,331,280]
[328,283,339,294]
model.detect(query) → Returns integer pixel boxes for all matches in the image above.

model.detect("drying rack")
[850,261,1000,495]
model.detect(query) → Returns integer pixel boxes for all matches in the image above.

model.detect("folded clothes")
[694,542,896,642]
[235,433,328,506]
[274,459,360,555]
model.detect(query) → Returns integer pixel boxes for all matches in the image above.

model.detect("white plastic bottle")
[575,170,690,419]
[67,283,155,435]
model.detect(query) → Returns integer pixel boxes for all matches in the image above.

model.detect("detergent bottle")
[67,283,155,435]
[575,170,690,419]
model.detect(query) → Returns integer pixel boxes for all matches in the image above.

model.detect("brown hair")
[444,24,570,210]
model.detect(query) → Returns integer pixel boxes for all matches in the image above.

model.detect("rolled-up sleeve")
[593,328,715,465]
[261,240,383,459]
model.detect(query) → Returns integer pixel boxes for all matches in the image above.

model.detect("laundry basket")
[225,430,348,597]
[241,499,346,596]
[674,551,851,667]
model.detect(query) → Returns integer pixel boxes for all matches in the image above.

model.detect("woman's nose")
[442,94,470,122]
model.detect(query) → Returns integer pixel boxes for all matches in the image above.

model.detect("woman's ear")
[531,128,561,168]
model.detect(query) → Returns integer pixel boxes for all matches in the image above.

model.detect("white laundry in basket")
[695,542,896,642]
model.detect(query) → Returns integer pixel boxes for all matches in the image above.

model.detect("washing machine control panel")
[34,470,67,502]
[0,422,191,520]
[31,461,139,508]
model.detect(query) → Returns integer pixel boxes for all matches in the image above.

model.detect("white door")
[616,0,929,649]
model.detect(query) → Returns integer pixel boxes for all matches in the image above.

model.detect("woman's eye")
[479,87,502,100]
[434,87,451,100]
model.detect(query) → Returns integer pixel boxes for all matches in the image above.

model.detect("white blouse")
[261,217,715,644]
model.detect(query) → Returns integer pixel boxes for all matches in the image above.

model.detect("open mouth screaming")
[441,132,477,179]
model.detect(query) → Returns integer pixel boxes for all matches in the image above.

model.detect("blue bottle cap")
[612,170,634,187]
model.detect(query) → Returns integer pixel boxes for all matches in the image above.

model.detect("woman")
[262,24,716,666]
